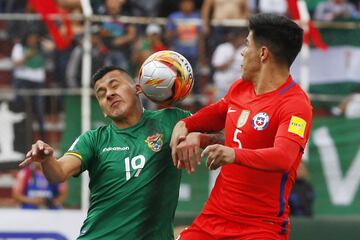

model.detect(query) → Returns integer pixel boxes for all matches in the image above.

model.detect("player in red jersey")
[170,13,312,240]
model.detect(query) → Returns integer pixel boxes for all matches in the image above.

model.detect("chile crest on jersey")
[252,112,269,130]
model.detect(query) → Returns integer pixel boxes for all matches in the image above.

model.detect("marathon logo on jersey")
[252,112,269,131]
[288,116,306,138]
[145,133,163,152]
[102,146,130,152]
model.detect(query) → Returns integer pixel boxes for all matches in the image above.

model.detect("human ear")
[260,47,269,62]
[135,84,143,95]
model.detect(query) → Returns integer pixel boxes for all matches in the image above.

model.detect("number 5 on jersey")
[125,155,146,180]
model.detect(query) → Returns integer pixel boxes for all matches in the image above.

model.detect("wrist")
[177,121,189,134]
[233,148,242,165]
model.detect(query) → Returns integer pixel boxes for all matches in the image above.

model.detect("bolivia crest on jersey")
[252,112,269,130]
[145,133,163,152]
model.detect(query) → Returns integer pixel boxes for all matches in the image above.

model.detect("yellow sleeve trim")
[65,152,83,160]
[288,116,306,138]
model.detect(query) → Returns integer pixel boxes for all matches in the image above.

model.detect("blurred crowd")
[0,0,360,209]
[1,0,359,107]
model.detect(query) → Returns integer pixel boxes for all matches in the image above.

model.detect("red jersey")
[184,76,312,232]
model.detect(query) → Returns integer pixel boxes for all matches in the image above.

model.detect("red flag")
[29,0,73,50]
[287,0,327,50]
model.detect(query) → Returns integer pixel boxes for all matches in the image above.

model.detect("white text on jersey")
[102,146,130,152]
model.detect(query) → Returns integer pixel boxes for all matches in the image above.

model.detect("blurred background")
[0,0,360,239]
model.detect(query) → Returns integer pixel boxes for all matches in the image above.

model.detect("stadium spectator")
[314,0,356,21]
[57,0,81,9]
[171,13,312,239]
[201,0,249,52]
[201,0,249,36]
[11,32,47,139]
[166,0,204,93]
[53,7,84,89]
[66,26,108,87]
[98,0,136,70]
[18,66,202,239]
[12,162,67,209]
[289,161,315,217]
[0,0,27,13]
[331,92,360,118]
[132,23,167,74]
[128,0,162,18]
[7,2,47,40]
[258,0,288,15]
[211,29,246,100]
[350,0,360,19]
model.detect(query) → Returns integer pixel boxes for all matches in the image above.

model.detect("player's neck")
[112,105,144,129]
[253,64,289,95]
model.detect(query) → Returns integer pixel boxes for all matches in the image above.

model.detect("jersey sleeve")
[64,130,96,174]
[276,98,313,149]
[182,80,241,132]
[234,136,301,172]
[182,99,228,132]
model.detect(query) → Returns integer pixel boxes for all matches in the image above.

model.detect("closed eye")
[96,88,106,99]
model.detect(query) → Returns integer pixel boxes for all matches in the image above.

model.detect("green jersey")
[65,108,190,240]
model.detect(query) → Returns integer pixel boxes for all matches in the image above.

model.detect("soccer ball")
[138,50,194,105]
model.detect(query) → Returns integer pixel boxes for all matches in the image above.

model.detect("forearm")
[13,192,32,204]
[200,132,224,148]
[234,138,300,172]
[113,28,136,47]
[41,157,67,183]
[183,100,227,132]
[201,0,211,26]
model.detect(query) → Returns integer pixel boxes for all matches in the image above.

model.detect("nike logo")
[228,107,236,113]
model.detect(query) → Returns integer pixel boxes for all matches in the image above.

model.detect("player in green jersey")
[19,66,191,239]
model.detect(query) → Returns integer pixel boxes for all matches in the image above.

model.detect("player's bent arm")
[182,100,228,133]
[41,155,81,184]
[199,132,224,148]
[234,137,301,172]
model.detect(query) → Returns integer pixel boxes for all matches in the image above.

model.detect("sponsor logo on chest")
[252,112,270,131]
[102,146,129,152]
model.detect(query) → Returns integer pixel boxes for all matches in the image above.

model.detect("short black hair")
[249,13,303,67]
[91,66,132,87]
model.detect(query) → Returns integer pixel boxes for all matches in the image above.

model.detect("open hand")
[19,140,54,168]
[202,144,235,170]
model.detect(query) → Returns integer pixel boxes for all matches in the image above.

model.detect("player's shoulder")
[285,82,312,106]
[148,107,191,119]
[152,107,190,115]
[278,82,312,115]
[81,125,110,140]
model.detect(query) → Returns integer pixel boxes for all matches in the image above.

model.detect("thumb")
[178,135,186,143]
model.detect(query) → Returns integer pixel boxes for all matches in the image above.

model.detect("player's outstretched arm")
[202,137,301,172]
[170,121,189,167]
[174,132,224,173]
[19,140,81,183]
